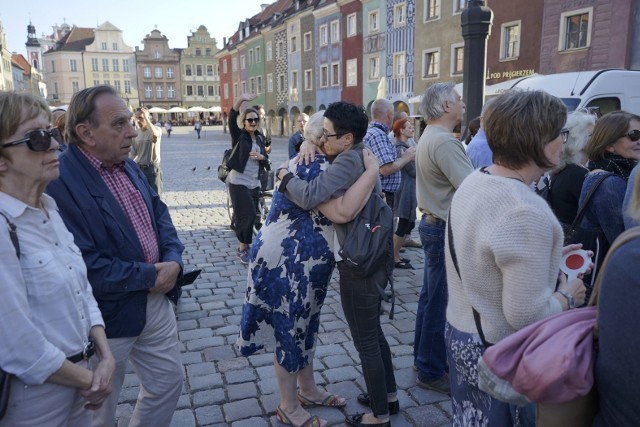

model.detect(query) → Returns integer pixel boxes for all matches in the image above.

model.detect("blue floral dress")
[237,156,335,373]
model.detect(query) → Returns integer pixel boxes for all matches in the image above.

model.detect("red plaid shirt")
[79,148,160,264]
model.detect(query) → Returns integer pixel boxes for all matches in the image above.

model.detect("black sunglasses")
[245,118,260,124]
[2,128,62,152]
[560,128,570,144]
[621,129,640,142]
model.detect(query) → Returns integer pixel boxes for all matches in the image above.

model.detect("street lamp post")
[461,0,493,131]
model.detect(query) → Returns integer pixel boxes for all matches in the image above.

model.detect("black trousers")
[228,183,260,245]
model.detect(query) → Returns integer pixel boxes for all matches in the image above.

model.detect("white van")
[509,69,640,116]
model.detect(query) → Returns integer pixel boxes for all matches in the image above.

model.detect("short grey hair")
[304,111,325,146]
[555,111,597,171]
[371,98,393,121]
[419,82,458,122]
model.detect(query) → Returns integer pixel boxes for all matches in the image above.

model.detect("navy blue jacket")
[46,145,184,338]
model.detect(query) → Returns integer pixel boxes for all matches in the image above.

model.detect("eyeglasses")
[560,128,570,144]
[621,129,640,142]
[322,129,346,140]
[2,128,61,152]
[245,118,260,124]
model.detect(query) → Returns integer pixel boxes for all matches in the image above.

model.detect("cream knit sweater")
[446,170,564,344]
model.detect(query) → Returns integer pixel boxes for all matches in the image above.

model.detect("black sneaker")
[416,374,451,394]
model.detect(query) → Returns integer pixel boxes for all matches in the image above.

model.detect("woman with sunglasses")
[578,111,640,275]
[0,92,114,425]
[226,93,270,264]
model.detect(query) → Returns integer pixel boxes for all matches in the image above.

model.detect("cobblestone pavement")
[114,125,452,427]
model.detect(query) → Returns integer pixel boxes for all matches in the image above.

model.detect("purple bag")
[480,306,596,404]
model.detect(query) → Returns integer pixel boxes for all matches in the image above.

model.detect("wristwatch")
[557,290,576,309]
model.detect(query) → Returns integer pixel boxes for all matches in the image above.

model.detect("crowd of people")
[1,82,639,427]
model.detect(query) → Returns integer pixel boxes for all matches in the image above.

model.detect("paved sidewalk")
[115,126,452,426]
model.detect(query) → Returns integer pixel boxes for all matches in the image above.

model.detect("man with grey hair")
[364,98,416,209]
[414,82,473,394]
[466,97,497,168]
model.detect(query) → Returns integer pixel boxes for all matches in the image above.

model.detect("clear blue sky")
[2,0,271,56]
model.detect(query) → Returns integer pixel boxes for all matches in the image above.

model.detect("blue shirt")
[364,121,400,192]
[466,128,493,169]
[623,164,640,229]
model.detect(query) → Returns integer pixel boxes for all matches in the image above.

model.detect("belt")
[67,340,96,363]
[420,210,445,225]
[138,164,156,168]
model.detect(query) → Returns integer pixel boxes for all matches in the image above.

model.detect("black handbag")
[0,211,20,420]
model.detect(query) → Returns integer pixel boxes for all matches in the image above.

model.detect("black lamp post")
[461,0,493,131]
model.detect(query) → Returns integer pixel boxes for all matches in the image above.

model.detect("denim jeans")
[414,215,448,381]
[338,263,396,417]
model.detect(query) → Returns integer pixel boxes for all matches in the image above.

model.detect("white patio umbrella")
[187,106,208,112]
[167,106,188,113]
[148,107,168,113]
[208,106,222,113]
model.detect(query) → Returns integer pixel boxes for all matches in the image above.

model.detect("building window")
[187,85,193,96]
[256,46,262,62]
[290,36,298,53]
[155,67,162,78]
[102,59,109,71]
[422,48,440,79]
[112,59,119,72]
[560,8,592,51]
[222,60,228,74]
[240,55,245,69]
[144,66,151,78]
[112,42,118,50]
[156,85,163,98]
[168,84,175,98]
[153,50,161,59]
[93,79,100,86]
[51,61,55,73]
[303,32,312,51]
[500,21,521,59]
[330,20,340,43]
[249,49,254,64]
[208,85,214,96]
[145,85,152,98]
[72,81,79,93]
[206,48,211,56]
[233,83,238,98]
[167,67,174,78]
[331,63,340,86]
[257,76,263,94]
[196,65,203,76]
[454,0,467,14]
[91,58,98,72]
[394,3,406,27]
[124,80,131,93]
[101,42,107,50]
[232,57,238,71]
[267,42,273,61]
[186,64,192,76]
[277,74,285,92]
[346,59,357,87]
[320,65,329,88]
[69,59,77,72]
[267,73,273,92]
[291,70,298,91]
[53,82,58,95]
[369,10,379,33]
[195,48,201,56]
[250,77,256,93]
[197,85,204,96]
[347,14,357,37]
[369,56,380,80]
[451,43,464,75]
[114,80,121,93]
[320,25,328,46]
[207,65,213,76]
[123,59,129,72]
[425,0,440,20]
[276,41,284,58]
[393,52,405,78]
[304,69,313,90]
[223,83,229,99]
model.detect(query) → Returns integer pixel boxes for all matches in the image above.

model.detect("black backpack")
[217,148,232,183]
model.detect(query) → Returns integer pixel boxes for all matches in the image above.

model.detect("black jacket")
[227,108,268,173]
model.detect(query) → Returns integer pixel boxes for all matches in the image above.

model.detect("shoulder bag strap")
[0,211,20,259]
[447,210,492,348]
[570,172,614,230]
